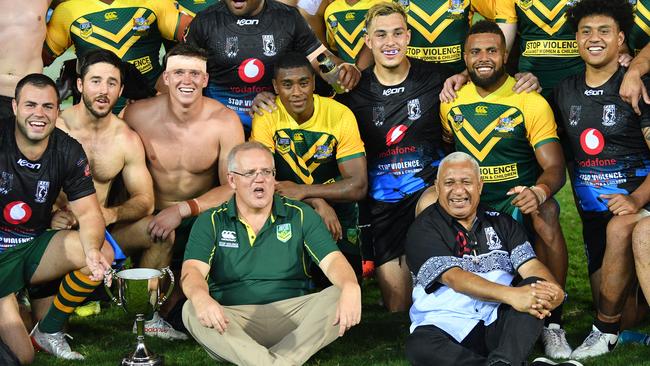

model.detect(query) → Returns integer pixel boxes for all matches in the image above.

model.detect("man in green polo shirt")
[181,141,361,366]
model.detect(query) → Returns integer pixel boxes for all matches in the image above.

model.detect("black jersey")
[339,59,447,203]
[554,67,650,213]
[185,0,322,132]
[0,123,95,251]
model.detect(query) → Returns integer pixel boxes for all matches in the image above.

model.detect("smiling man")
[416,20,571,359]
[337,1,449,312]
[405,152,564,366]
[554,0,650,359]
[251,52,367,284]
[181,141,361,366]
[116,43,243,338]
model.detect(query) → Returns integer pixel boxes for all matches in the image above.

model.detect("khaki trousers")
[183,286,341,366]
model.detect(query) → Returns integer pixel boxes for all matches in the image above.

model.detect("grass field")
[29,184,650,365]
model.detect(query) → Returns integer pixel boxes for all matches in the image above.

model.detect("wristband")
[186,199,200,217]
[529,185,547,205]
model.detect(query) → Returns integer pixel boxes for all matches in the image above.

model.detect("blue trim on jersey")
[575,185,628,212]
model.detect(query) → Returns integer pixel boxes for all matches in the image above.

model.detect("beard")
[468,64,506,89]
[82,94,112,119]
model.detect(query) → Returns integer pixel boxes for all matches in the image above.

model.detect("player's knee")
[632,218,650,254]
[606,216,635,246]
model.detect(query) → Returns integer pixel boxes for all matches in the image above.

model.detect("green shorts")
[0,230,57,298]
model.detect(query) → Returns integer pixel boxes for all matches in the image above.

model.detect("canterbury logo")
[104,11,118,21]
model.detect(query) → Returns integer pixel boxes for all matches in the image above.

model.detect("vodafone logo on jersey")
[3,201,32,225]
[386,125,408,146]
[580,128,605,155]
[238,58,265,84]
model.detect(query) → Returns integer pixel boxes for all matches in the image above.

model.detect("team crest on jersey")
[447,0,465,20]
[262,35,277,57]
[276,137,291,154]
[0,172,13,195]
[602,104,616,126]
[79,22,93,38]
[313,144,334,161]
[132,17,150,35]
[569,105,582,126]
[452,114,464,130]
[484,227,502,250]
[394,0,409,12]
[566,0,579,6]
[495,117,515,132]
[407,99,421,121]
[226,37,239,58]
[517,0,533,10]
[327,15,338,34]
[35,180,49,204]
[276,223,292,243]
[373,105,385,127]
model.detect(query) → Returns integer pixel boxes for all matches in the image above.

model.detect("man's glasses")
[229,168,276,179]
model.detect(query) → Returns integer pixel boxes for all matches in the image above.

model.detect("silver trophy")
[105,268,174,366]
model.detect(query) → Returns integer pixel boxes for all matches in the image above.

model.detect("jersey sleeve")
[439,102,454,144]
[639,78,650,129]
[45,4,73,57]
[494,0,517,24]
[290,7,324,56]
[471,0,496,21]
[335,105,365,163]
[524,95,559,149]
[153,0,183,41]
[184,210,218,264]
[63,140,96,202]
[301,203,339,264]
[250,110,277,152]
[497,215,537,271]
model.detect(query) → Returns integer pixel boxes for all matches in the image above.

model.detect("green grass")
[31,185,650,365]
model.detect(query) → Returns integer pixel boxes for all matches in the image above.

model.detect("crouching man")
[405,152,564,366]
[181,142,361,366]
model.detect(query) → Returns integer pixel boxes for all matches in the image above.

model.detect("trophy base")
[120,355,164,366]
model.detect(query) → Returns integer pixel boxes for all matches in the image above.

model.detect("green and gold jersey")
[174,0,219,17]
[630,0,650,54]
[184,195,338,305]
[46,0,182,87]
[440,76,559,214]
[251,95,365,254]
[496,0,584,97]
[325,0,379,63]
[393,0,495,73]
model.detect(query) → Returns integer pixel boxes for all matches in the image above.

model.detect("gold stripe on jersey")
[332,21,367,60]
[70,10,155,58]
[520,1,568,35]
[275,130,314,184]
[635,1,650,38]
[448,107,524,162]
[408,1,464,44]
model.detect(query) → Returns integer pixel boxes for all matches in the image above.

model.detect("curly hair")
[565,0,634,35]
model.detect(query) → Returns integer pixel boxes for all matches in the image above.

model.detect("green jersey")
[629,0,650,54]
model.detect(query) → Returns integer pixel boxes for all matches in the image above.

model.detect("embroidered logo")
[276,223,292,243]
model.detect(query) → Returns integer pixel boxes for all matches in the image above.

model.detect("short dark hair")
[78,49,125,83]
[14,73,60,104]
[163,43,208,69]
[566,0,634,35]
[466,20,506,49]
[273,52,313,79]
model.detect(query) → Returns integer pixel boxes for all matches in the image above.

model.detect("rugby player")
[555,0,650,358]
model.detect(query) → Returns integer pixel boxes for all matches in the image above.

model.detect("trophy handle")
[158,267,175,307]
[103,268,122,306]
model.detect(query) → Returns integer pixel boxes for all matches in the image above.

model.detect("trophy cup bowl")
[105,267,175,366]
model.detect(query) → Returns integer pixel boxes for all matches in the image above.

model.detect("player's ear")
[76,77,83,94]
[227,172,237,189]
[11,98,16,115]
[272,79,279,95]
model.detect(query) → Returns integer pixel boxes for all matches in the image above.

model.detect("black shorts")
[368,188,426,266]
[0,95,13,121]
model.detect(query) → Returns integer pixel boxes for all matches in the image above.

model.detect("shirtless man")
[54,49,154,229]
[0,0,51,120]
[116,43,243,337]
